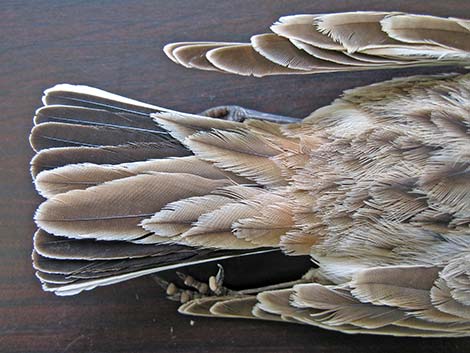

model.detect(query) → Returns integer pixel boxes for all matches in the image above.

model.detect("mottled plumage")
[30,11,470,337]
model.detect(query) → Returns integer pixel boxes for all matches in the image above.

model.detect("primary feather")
[164,11,470,77]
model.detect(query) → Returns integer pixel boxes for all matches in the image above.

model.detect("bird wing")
[163,12,470,77]
[179,264,470,337]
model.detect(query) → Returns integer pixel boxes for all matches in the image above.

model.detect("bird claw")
[153,264,236,304]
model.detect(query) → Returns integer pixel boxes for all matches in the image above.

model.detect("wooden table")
[2,1,469,352]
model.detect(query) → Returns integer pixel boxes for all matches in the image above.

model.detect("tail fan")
[30,84,306,295]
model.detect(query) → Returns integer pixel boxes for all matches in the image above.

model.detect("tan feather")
[186,129,287,186]
[270,15,344,50]
[163,41,202,63]
[292,284,406,329]
[290,39,377,67]
[440,257,470,306]
[350,266,440,310]
[172,43,239,71]
[180,201,262,249]
[165,12,470,76]
[209,297,258,318]
[141,194,232,238]
[455,18,470,31]
[35,173,229,242]
[206,44,302,77]
[34,156,234,198]
[315,11,401,53]
[381,14,470,52]
[153,111,242,143]
[250,33,342,71]
[234,197,293,247]
[431,278,470,320]
[256,289,297,316]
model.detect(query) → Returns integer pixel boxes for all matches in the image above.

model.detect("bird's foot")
[154,264,237,304]
[200,105,299,123]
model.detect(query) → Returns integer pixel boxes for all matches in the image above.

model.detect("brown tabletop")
[1,1,469,352]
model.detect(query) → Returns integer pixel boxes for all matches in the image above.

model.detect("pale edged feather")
[350,266,440,310]
[178,296,259,320]
[35,172,229,242]
[180,201,263,249]
[42,84,165,115]
[394,316,470,332]
[381,14,470,52]
[315,11,402,53]
[178,296,235,317]
[166,13,470,76]
[440,256,470,306]
[256,288,298,316]
[186,129,286,186]
[172,43,240,71]
[234,197,294,247]
[34,248,274,296]
[163,41,221,64]
[292,283,406,329]
[30,121,168,152]
[34,229,164,260]
[413,306,470,324]
[360,45,457,60]
[279,230,318,255]
[290,39,379,67]
[30,141,190,178]
[142,185,261,238]
[454,18,470,31]
[35,271,75,285]
[206,44,303,77]
[153,111,242,143]
[344,51,406,64]
[34,156,240,198]
[271,15,344,50]
[141,194,233,238]
[431,278,470,319]
[33,104,163,131]
[256,289,330,326]
[250,33,344,71]
[34,163,134,198]
[252,305,290,322]
[32,245,208,278]
[209,296,258,318]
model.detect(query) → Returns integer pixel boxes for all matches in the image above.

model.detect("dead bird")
[30,12,470,337]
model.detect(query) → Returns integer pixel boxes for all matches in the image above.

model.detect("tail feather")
[34,156,239,198]
[30,84,303,295]
[30,142,190,178]
[42,84,165,114]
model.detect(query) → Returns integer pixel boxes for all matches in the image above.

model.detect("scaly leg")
[154,265,317,304]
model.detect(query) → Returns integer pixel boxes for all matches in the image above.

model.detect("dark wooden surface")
[2,1,470,352]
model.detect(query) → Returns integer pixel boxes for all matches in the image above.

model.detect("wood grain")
[1,1,469,352]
